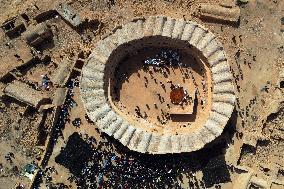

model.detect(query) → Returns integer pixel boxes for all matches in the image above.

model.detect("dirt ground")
[0,0,283,188]
[111,46,211,133]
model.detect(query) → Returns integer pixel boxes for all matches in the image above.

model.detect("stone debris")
[220,0,236,8]
[92,0,113,10]
[238,0,249,4]
[249,176,270,189]
[56,3,82,27]
[0,1,282,189]
[233,171,253,189]
[199,3,241,23]
[279,69,284,88]
[51,58,74,87]
[4,80,48,108]
[52,87,68,106]
[0,42,34,79]
[243,133,258,147]
[1,16,26,39]
[0,82,5,97]
[23,23,53,47]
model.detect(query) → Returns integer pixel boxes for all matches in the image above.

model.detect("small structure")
[233,166,272,189]
[23,23,53,47]
[1,16,26,39]
[169,87,196,115]
[279,69,284,88]
[80,16,236,154]
[56,3,81,27]
[199,3,240,23]
[52,87,68,106]
[22,163,37,180]
[50,58,74,87]
[4,80,48,108]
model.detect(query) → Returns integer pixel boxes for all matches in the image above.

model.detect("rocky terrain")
[0,0,283,188]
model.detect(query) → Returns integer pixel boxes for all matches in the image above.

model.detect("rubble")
[249,176,270,189]
[0,41,35,78]
[233,171,253,189]
[0,0,283,188]
[199,3,241,23]
[3,80,49,108]
[52,87,68,106]
[243,133,258,147]
[0,82,5,97]
[279,69,284,88]
[56,3,81,27]
[220,0,236,8]
[23,23,53,47]
[232,166,272,189]
[92,0,113,10]
[50,58,74,87]
[1,16,26,39]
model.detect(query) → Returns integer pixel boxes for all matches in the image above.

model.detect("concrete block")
[120,126,136,146]
[202,39,221,58]
[158,135,172,153]
[144,16,156,36]
[213,81,235,94]
[196,31,215,51]
[200,3,240,23]
[181,23,196,41]
[56,3,81,27]
[137,132,152,153]
[213,72,233,84]
[213,93,236,105]
[4,80,48,108]
[104,116,123,136]
[189,27,206,46]
[212,102,234,117]
[153,16,166,36]
[212,61,230,74]
[162,18,175,37]
[171,19,186,39]
[113,121,130,139]
[208,50,226,67]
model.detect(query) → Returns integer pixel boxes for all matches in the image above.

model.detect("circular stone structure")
[80,16,236,154]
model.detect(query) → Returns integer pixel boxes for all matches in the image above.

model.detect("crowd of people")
[30,52,231,188]
[54,132,230,189]
[144,48,181,67]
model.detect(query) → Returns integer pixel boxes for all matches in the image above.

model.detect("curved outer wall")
[80,16,236,154]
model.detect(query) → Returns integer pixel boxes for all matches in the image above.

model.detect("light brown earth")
[111,46,212,134]
[0,0,283,188]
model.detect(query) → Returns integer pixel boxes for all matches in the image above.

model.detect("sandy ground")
[0,0,283,188]
[111,47,211,133]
